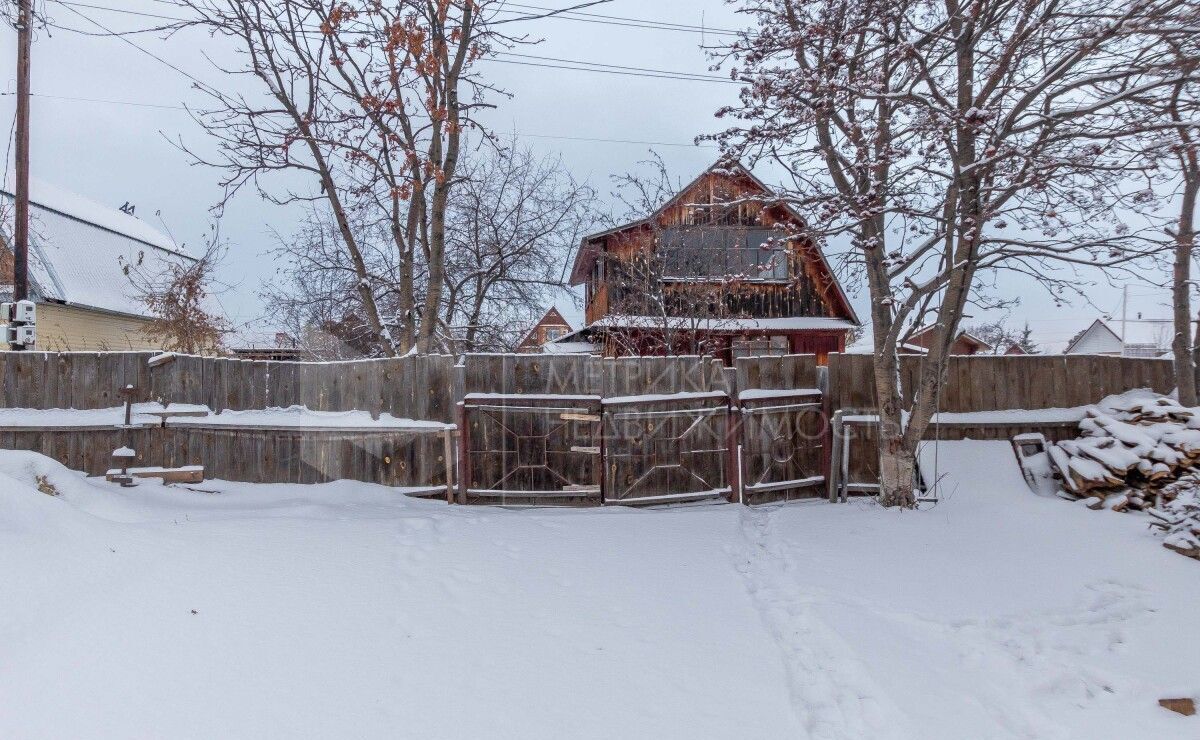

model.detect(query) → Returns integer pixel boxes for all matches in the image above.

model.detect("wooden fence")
[0,351,456,422]
[827,353,1175,412]
[460,353,729,397]
[0,350,1183,499]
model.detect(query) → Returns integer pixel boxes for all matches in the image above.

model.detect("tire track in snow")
[730,507,911,740]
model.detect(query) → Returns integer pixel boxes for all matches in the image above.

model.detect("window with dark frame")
[659,227,791,281]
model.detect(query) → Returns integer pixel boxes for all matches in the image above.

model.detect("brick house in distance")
[515,306,574,353]
[560,159,859,364]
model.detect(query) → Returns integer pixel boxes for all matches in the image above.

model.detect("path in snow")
[730,506,911,740]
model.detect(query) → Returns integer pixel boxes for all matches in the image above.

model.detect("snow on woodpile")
[1148,476,1200,560]
[1042,390,1200,560]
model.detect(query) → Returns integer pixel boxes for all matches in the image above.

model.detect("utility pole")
[10,0,32,351]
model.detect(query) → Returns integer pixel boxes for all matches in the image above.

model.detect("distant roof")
[845,333,929,354]
[1,179,195,318]
[908,324,993,351]
[1065,317,1173,355]
[516,306,574,348]
[541,340,596,355]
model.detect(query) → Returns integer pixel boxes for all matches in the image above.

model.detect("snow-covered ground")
[1,442,1197,739]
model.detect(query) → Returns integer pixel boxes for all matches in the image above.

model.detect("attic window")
[684,201,758,227]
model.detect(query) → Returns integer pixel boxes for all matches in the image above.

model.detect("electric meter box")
[12,300,35,324]
[0,300,35,324]
[6,325,36,347]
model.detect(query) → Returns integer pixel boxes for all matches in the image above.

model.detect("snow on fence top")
[0,403,453,433]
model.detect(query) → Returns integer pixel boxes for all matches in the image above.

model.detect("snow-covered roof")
[845,334,928,354]
[541,340,597,355]
[1117,319,1174,349]
[1065,318,1172,357]
[1,179,195,318]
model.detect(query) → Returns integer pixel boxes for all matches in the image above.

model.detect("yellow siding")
[30,303,167,352]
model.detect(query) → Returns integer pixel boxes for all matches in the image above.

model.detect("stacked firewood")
[1047,394,1200,514]
[1147,476,1200,560]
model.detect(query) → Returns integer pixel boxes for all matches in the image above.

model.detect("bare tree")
[265,144,596,355]
[715,0,1191,505]
[122,239,230,355]
[965,320,1038,354]
[442,145,597,352]
[261,207,407,357]
[171,0,526,354]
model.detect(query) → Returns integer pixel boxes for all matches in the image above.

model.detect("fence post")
[726,402,741,503]
[828,410,843,502]
[442,426,455,504]
[456,401,469,505]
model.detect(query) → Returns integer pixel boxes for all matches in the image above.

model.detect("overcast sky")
[0,0,1183,351]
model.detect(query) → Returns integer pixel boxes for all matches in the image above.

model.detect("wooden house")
[515,307,574,353]
[563,159,859,364]
[1,180,214,352]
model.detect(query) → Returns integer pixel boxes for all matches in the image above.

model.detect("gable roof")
[1064,319,1122,354]
[569,158,859,325]
[516,306,574,348]
[570,159,768,285]
[1,179,196,319]
[1064,317,1173,355]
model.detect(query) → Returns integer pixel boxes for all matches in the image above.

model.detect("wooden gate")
[601,391,734,505]
[460,393,602,504]
[737,389,827,503]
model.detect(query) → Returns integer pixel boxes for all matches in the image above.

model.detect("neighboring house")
[563,159,859,364]
[229,331,309,361]
[515,307,574,353]
[906,325,992,355]
[1065,318,1171,357]
[1004,343,1029,355]
[1,180,204,352]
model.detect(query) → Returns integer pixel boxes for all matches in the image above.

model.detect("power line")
[49,0,181,23]
[518,132,714,148]
[47,2,736,86]
[497,2,739,35]
[487,58,737,84]
[0,91,188,110]
[48,1,223,97]
[494,51,730,82]
[128,0,742,37]
[1,91,713,148]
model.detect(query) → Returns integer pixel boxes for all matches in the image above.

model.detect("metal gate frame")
[600,391,737,506]
[459,393,602,503]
